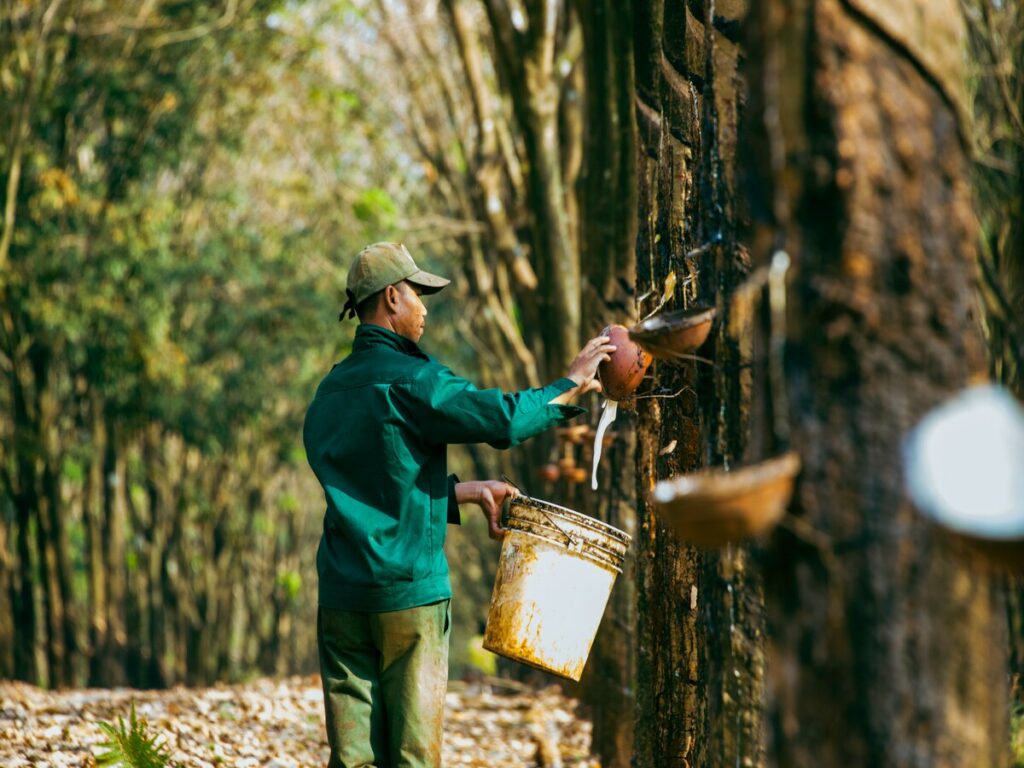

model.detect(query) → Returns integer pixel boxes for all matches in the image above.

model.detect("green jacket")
[303,324,586,612]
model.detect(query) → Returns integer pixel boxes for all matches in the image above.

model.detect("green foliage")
[277,570,303,601]
[95,701,171,768]
[62,457,84,484]
[352,186,398,227]
[1013,702,1024,767]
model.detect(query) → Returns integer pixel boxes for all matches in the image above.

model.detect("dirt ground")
[0,675,596,767]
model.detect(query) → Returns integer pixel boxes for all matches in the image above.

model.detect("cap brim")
[407,269,450,295]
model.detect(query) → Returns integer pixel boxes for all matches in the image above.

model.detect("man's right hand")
[561,334,618,397]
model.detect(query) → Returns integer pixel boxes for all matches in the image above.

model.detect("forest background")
[2,1,1023,766]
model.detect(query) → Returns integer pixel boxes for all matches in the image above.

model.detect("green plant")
[95,701,171,768]
[1012,702,1024,767]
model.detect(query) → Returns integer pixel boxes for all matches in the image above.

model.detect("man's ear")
[383,283,400,312]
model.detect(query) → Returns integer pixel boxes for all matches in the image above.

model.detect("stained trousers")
[317,600,451,768]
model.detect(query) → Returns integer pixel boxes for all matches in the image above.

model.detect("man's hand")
[455,480,517,540]
[550,334,618,404]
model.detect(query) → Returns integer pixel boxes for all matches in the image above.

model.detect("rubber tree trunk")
[566,3,641,767]
[743,1,1010,765]
[632,1,766,766]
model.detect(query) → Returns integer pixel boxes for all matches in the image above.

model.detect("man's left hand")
[455,480,517,540]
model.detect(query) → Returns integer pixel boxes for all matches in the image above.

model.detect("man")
[303,242,615,768]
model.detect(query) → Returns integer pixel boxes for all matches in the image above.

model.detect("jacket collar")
[353,323,430,360]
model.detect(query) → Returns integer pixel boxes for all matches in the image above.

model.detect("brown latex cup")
[629,306,716,359]
[598,324,653,401]
[651,452,801,548]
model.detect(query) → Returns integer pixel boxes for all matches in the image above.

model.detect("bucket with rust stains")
[483,496,631,681]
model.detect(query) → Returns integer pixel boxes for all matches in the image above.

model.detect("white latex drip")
[591,399,619,490]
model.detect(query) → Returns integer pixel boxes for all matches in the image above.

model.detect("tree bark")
[101,413,128,686]
[570,3,640,766]
[12,492,37,683]
[85,389,109,686]
[0,514,11,678]
[576,0,638,327]
[744,1,1010,765]
[632,2,763,766]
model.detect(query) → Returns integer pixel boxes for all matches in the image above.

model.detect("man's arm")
[392,334,616,448]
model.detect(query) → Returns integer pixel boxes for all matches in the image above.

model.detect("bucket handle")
[501,474,579,548]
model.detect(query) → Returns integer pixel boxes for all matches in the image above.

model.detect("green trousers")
[317,600,451,768]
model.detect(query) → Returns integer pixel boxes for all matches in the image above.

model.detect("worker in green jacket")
[303,242,615,768]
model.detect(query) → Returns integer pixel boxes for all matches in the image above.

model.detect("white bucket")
[483,496,631,681]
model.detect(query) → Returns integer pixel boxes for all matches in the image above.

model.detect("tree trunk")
[12,491,37,683]
[576,0,638,324]
[482,0,581,379]
[101,414,128,686]
[34,477,61,687]
[41,453,76,687]
[0,514,12,678]
[571,2,640,766]
[632,2,764,766]
[744,1,1009,765]
[143,425,171,687]
[85,391,109,686]
[36,343,77,687]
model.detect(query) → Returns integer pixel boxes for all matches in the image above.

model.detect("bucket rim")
[503,523,627,572]
[508,495,632,544]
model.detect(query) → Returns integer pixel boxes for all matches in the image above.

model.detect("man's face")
[390,281,428,343]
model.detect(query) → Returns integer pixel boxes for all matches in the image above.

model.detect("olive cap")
[341,242,450,320]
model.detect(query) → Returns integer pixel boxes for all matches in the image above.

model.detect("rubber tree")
[744,0,1010,764]
[569,2,639,764]
[631,1,766,765]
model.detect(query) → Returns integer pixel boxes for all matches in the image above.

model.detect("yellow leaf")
[660,270,677,307]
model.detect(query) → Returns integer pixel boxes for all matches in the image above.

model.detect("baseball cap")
[340,242,450,320]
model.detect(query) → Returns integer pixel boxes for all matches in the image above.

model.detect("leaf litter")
[0,675,598,767]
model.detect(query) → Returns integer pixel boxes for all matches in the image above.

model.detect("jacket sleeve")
[392,364,587,449]
[447,474,461,525]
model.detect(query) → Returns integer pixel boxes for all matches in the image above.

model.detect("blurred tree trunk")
[141,426,170,687]
[632,1,764,766]
[12,491,37,683]
[0,514,11,678]
[744,0,1009,764]
[8,337,77,687]
[7,350,39,683]
[100,415,128,686]
[482,0,581,378]
[85,390,109,686]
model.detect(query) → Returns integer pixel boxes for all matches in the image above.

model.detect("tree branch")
[0,0,68,281]
[147,0,240,49]
[976,0,1024,138]
[481,0,525,88]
